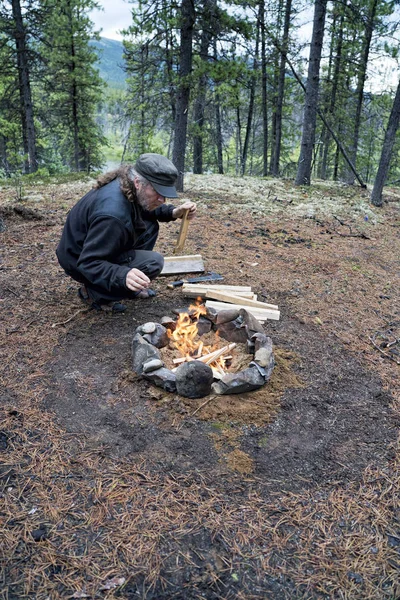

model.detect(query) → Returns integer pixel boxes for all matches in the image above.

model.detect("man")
[56,153,196,313]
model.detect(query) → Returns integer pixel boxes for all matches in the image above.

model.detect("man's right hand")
[126,268,150,292]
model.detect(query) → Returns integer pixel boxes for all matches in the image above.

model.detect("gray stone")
[143,368,177,393]
[140,322,156,334]
[239,308,264,337]
[250,357,275,382]
[132,333,161,375]
[205,306,218,323]
[252,332,271,352]
[160,316,176,331]
[142,359,164,373]
[214,318,249,344]
[246,339,256,354]
[175,361,214,398]
[215,308,240,324]
[197,316,212,336]
[143,324,169,348]
[211,365,265,395]
[255,342,273,367]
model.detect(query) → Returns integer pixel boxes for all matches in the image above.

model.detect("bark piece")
[175,361,214,398]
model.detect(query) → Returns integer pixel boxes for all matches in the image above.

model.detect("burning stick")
[171,343,236,373]
[203,343,236,365]
[172,343,236,366]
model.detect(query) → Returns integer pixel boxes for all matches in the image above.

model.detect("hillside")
[90,37,127,89]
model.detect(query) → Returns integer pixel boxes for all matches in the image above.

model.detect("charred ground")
[1,174,399,599]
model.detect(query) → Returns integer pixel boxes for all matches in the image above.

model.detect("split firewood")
[205,289,279,311]
[173,208,190,254]
[205,300,276,322]
[182,284,256,300]
[172,343,236,369]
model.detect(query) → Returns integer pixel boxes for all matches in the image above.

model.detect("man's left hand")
[172,201,197,221]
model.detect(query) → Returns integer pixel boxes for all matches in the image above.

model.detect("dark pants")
[69,220,164,304]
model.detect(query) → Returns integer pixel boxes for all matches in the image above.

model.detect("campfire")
[168,302,236,380]
[131,303,275,399]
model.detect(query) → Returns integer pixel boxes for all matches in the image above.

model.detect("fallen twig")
[51,308,90,327]
[368,336,400,365]
[190,395,218,417]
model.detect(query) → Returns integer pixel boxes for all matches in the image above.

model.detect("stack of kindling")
[181,284,280,323]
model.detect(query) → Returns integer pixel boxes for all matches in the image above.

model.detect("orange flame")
[168,299,232,373]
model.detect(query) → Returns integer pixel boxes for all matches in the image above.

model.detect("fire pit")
[132,304,275,399]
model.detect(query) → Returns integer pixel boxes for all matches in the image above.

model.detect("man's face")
[134,178,165,211]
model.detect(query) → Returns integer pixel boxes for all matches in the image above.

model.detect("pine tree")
[40,0,105,171]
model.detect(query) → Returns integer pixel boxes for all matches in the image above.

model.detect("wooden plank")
[173,208,190,254]
[182,283,257,300]
[206,289,279,311]
[164,254,203,263]
[161,255,204,276]
[183,283,252,291]
[205,300,279,321]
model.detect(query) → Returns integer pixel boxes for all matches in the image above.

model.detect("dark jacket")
[56,178,175,294]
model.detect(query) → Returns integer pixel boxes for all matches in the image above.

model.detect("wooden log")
[173,208,190,254]
[206,289,279,311]
[160,255,204,275]
[205,300,278,321]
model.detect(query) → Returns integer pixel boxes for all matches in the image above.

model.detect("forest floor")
[1,173,399,599]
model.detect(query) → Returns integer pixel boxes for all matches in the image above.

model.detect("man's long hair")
[94,165,144,203]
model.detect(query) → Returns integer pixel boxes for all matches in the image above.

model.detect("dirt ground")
[1,174,399,599]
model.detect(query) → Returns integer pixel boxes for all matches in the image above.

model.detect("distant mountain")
[90,37,127,89]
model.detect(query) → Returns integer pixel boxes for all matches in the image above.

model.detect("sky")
[89,0,132,40]
[89,0,399,92]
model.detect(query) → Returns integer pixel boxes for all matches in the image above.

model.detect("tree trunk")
[241,20,260,176]
[270,0,292,177]
[371,79,400,206]
[193,1,214,174]
[172,0,195,192]
[320,8,344,179]
[269,0,283,174]
[295,0,327,186]
[11,0,37,173]
[346,0,378,184]
[260,1,268,176]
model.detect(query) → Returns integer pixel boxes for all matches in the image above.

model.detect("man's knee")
[147,251,164,278]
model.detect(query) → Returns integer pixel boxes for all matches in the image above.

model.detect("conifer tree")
[41,0,105,171]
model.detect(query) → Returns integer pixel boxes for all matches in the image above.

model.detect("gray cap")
[134,153,179,198]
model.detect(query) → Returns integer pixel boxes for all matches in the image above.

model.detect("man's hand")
[126,268,150,292]
[172,201,197,221]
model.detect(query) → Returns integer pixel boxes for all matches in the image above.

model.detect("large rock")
[212,365,266,395]
[135,323,169,348]
[239,308,264,337]
[142,368,177,393]
[175,361,214,398]
[132,333,161,375]
[215,308,240,324]
[197,316,212,336]
[214,317,249,344]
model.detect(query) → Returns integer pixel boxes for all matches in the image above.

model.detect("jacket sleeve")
[143,203,176,222]
[76,215,131,292]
